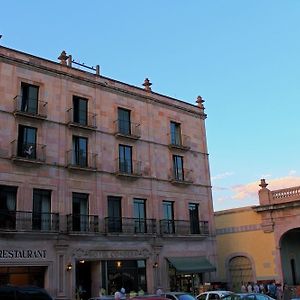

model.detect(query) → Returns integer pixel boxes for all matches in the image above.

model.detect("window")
[107,196,122,232]
[173,155,184,181]
[162,201,174,234]
[134,198,146,233]
[189,203,200,234]
[33,189,51,231]
[119,144,132,174]
[73,96,88,126]
[21,82,39,114]
[170,121,182,146]
[73,136,88,167]
[118,108,131,135]
[72,193,89,231]
[0,186,17,230]
[17,125,37,159]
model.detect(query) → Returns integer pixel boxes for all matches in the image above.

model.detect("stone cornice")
[252,200,300,212]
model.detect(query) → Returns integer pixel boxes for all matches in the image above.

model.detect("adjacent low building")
[0,46,217,300]
[215,179,300,291]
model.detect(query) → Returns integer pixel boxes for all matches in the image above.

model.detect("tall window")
[119,144,132,174]
[162,201,174,234]
[17,125,37,159]
[72,193,89,231]
[73,96,88,125]
[189,203,200,234]
[170,121,182,146]
[107,196,122,233]
[21,82,39,114]
[134,198,146,233]
[173,155,184,181]
[0,186,17,230]
[33,189,51,231]
[118,108,131,135]
[73,136,88,167]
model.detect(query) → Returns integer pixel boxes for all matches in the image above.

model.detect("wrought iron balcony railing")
[11,141,46,163]
[66,150,97,170]
[13,95,48,118]
[115,158,142,177]
[169,168,193,184]
[168,133,191,150]
[159,219,209,236]
[104,217,157,234]
[67,214,99,233]
[114,119,141,139]
[66,108,97,129]
[0,210,59,232]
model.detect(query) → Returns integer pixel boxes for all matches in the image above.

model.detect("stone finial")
[196,95,205,109]
[58,50,68,65]
[143,78,152,91]
[259,178,268,189]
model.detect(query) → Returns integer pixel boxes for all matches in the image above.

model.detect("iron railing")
[104,217,157,234]
[160,219,209,235]
[0,210,59,232]
[11,141,46,162]
[115,158,142,177]
[67,214,99,233]
[66,150,97,169]
[13,95,48,117]
[168,133,191,150]
[114,119,141,138]
[169,168,193,184]
[66,108,97,128]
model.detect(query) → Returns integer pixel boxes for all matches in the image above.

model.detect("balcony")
[66,108,97,129]
[115,159,142,178]
[0,210,59,232]
[67,214,99,233]
[169,168,193,185]
[66,150,97,170]
[13,95,48,119]
[168,134,191,151]
[11,141,46,164]
[160,219,209,236]
[104,217,157,235]
[114,119,141,140]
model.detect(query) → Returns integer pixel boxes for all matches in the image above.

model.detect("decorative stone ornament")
[259,178,268,189]
[196,95,205,109]
[143,78,152,91]
[58,50,68,65]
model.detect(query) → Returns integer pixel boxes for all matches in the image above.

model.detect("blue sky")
[2,1,300,211]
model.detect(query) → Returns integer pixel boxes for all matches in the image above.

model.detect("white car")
[197,291,233,300]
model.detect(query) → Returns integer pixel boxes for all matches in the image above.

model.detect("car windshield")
[177,295,196,300]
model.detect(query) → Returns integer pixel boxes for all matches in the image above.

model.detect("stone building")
[215,179,300,291]
[0,46,216,299]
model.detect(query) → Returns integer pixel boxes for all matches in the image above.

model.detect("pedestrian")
[115,288,126,300]
[241,282,247,293]
[276,283,283,300]
[283,284,291,300]
[247,282,253,293]
[253,283,260,293]
[268,282,277,299]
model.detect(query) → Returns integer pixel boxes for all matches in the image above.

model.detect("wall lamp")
[66,263,72,271]
[153,262,158,268]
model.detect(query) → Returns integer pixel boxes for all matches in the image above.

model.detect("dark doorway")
[76,261,91,300]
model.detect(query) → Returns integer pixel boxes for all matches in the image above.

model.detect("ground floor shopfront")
[0,236,216,300]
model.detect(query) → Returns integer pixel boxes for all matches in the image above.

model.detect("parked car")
[88,296,114,300]
[162,292,196,300]
[222,293,276,300]
[0,285,53,300]
[197,290,234,300]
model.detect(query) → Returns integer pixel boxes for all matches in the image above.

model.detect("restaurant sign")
[0,249,47,259]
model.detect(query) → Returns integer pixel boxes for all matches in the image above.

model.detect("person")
[115,288,126,300]
[247,282,253,293]
[138,287,144,296]
[253,283,260,293]
[156,287,163,296]
[268,282,277,299]
[283,284,291,300]
[241,282,247,293]
[276,283,283,300]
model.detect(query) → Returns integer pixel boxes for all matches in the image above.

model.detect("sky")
[1,1,300,211]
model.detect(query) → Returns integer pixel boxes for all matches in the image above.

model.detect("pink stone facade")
[0,46,216,299]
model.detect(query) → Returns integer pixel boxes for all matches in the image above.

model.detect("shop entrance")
[0,266,46,287]
[76,261,92,300]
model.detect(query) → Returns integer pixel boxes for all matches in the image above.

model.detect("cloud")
[211,171,234,181]
[231,175,300,201]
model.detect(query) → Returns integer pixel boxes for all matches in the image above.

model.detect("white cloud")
[211,171,234,181]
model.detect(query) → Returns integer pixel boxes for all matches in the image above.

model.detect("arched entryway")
[229,256,253,292]
[280,228,300,285]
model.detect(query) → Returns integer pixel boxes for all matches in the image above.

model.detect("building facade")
[215,179,300,291]
[0,46,216,300]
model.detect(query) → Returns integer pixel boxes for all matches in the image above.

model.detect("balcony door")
[72,193,88,231]
[118,108,131,135]
[21,82,39,114]
[134,199,146,233]
[119,145,132,174]
[173,155,184,181]
[189,203,200,234]
[162,201,174,234]
[73,136,88,167]
[73,96,88,125]
[108,196,122,232]
[17,125,37,159]
[0,186,17,230]
[170,121,182,146]
[33,189,51,231]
